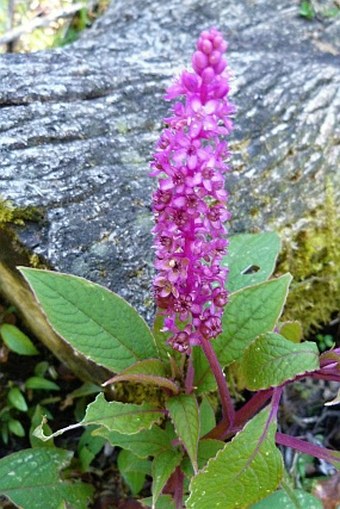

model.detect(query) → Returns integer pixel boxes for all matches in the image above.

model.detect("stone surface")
[0,0,339,322]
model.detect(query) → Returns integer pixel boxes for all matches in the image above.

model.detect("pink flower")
[151,28,234,352]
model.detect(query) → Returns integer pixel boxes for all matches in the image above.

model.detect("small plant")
[0,28,338,509]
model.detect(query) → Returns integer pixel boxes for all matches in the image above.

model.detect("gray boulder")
[1,0,339,325]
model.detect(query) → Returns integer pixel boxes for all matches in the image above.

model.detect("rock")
[0,0,339,325]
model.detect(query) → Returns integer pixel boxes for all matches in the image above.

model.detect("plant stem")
[234,389,273,430]
[201,339,235,432]
[185,353,195,394]
[173,467,184,509]
[276,432,340,464]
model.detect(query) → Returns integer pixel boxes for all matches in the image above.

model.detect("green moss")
[0,196,47,269]
[277,182,339,334]
[0,197,43,227]
[113,381,166,407]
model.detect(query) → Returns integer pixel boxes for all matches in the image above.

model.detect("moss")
[113,381,166,407]
[0,196,47,269]
[0,197,44,227]
[277,182,340,335]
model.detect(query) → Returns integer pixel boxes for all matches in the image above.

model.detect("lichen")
[277,181,339,335]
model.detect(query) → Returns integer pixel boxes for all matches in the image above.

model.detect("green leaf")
[240,333,319,390]
[117,449,150,495]
[166,394,200,473]
[187,408,283,509]
[7,387,28,412]
[104,359,179,394]
[30,405,54,448]
[182,439,225,478]
[193,346,216,394]
[299,0,315,20]
[19,267,157,372]
[199,397,216,437]
[250,488,322,508]
[8,419,25,438]
[152,449,183,508]
[0,448,93,509]
[77,426,105,472]
[34,393,162,441]
[94,424,174,458]
[279,321,303,343]
[25,377,60,391]
[0,323,39,356]
[225,232,281,292]
[195,275,292,389]
[219,274,292,366]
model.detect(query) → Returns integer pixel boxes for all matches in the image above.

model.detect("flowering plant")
[0,28,339,509]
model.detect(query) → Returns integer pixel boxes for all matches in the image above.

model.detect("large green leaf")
[34,393,162,440]
[250,489,322,508]
[19,268,157,372]
[0,448,93,509]
[187,408,283,509]
[151,449,183,508]
[194,275,292,390]
[240,333,320,390]
[93,424,175,459]
[225,232,281,292]
[166,394,200,473]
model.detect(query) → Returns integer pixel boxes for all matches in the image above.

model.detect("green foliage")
[77,426,105,472]
[20,268,157,372]
[299,0,316,19]
[279,321,303,343]
[315,333,335,352]
[194,274,292,391]
[199,396,216,437]
[151,449,183,508]
[166,394,200,472]
[239,332,319,390]
[225,231,281,292]
[251,488,322,508]
[34,392,162,441]
[0,448,93,509]
[117,449,151,495]
[0,231,331,507]
[7,387,27,412]
[94,423,175,459]
[187,409,283,508]
[181,439,225,477]
[0,323,39,355]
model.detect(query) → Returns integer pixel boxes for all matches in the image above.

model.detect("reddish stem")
[201,339,235,432]
[276,432,339,464]
[234,389,273,429]
[203,388,272,440]
[173,467,184,509]
[185,353,195,394]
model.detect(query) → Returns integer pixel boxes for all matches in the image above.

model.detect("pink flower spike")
[151,28,234,353]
